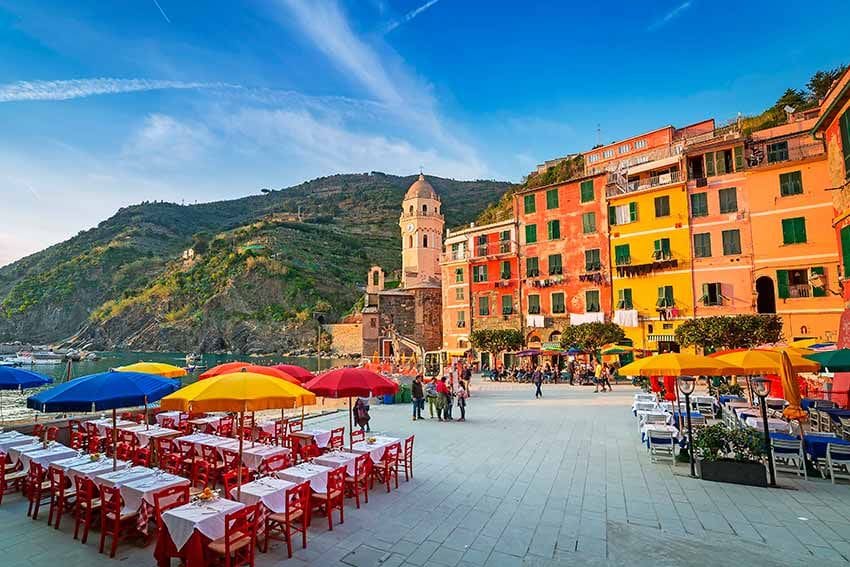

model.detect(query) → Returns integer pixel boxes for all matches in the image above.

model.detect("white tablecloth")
[0,434,38,451]
[276,463,332,493]
[351,437,400,464]
[230,477,295,513]
[636,411,672,426]
[67,458,129,483]
[163,498,245,551]
[86,418,136,436]
[176,433,290,470]
[121,472,191,515]
[640,424,682,445]
[96,466,156,489]
[187,415,224,430]
[53,455,94,473]
[301,429,332,448]
[745,416,790,433]
[314,451,358,476]
[156,411,186,426]
[121,424,180,447]
[10,443,77,472]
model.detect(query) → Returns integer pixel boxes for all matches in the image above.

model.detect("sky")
[0,0,848,266]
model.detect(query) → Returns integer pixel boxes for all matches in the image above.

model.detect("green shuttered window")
[523,194,536,213]
[546,188,559,209]
[525,224,537,244]
[779,171,803,196]
[690,192,708,217]
[580,180,595,203]
[781,217,807,244]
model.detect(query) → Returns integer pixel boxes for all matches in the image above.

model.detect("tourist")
[436,376,450,421]
[532,369,543,398]
[594,362,603,393]
[456,379,469,421]
[354,397,371,432]
[602,363,613,392]
[411,374,425,421]
[567,359,576,385]
[425,378,440,419]
[444,378,455,420]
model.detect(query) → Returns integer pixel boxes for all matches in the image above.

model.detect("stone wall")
[324,323,362,355]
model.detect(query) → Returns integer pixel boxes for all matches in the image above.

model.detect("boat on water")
[6,350,65,365]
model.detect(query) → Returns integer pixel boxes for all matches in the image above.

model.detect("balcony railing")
[745,141,824,169]
[473,240,518,258]
[788,284,811,298]
[441,249,469,262]
[607,170,681,197]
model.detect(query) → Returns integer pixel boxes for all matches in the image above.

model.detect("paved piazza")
[3,381,850,566]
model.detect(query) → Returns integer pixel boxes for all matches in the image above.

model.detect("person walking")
[425,378,439,419]
[411,374,425,420]
[601,363,613,392]
[444,378,455,421]
[436,376,450,422]
[456,379,469,421]
[594,362,603,393]
[354,397,371,432]
[568,360,576,385]
[532,368,543,399]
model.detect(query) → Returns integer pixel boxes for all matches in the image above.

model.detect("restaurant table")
[156,411,187,426]
[176,433,291,471]
[294,428,332,448]
[187,415,225,431]
[276,462,332,493]
[156,498,245,567]
[819,408,850,423]
[351,436,401,464]
[671,411,703,422]
[640,424,681,447]
[9,443,77,472]
[230,477,295,513]
[122,423,181,447]
[86,417,136,436]
[719,395,745,404]
[96,465,156,489]
[0,432,38,451]
[635,410,672,425]
[744,416,790,433]
[67,457,129,482]
[52,454,95,474]
[122,471,191,532]
[314,450,358,476]
[770,432,850,462]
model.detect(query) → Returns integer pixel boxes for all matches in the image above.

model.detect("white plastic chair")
[634,402,656,413]
[771,438,806,479]
[647,430,676,464]
[644,414,669,426]
[809,409,821,432]
[839,417,850,441]
[635,393,656,403]
[826,444,850,484]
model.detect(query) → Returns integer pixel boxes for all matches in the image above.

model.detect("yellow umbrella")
[115,362,188,378]
[789,338,821,349]
[160,371,317,497]
[713,349,820,375]
[780,351,807,421]
[618,353,744,377]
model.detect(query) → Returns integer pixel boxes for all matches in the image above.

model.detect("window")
[546,188,559,209]
[608,202,638,226]
[526,257,540,277]
[585,248,601,272]
[500,261,511,280]
[525,224,537,244]
[705,152,715,177]
[693,233,712,258]
[547,220,560,240]
[614,244,631,266]
[603,149,614,159]
[634,139,647,149]
[653,238,671,260]
[777,268,824,299]
[372,271,379,286]
[422,234,428,248]
[582,212,596,234]
[734,145,744,171]
[523,194,536,214]
[617,288,633,309]
[722,229,741,255]
[701,282,723,306]
[779,171,803,196]
[454,268,464,283]
[478,296,489,316]
[781,217,807,244]
[718,187,738,213]
[842,225,850,279]
[690,192,708,217]
[457,311,466,327]
[654,195,670,218]
[618,144,631,154]
[841,109,850,180]
[499,230,511,253]
[588,154,599,163]
[552,292,566,313]
[472,265,488,283]
[767,141,789,163]
[585,290,600,313]
[455,287,464,300]
[528,294,541,314]
[422,204,428,214]
[548,254,563,275]
[501,295,513,315]
[580,180,594,203]
[408,235,413,248]
[656,285,674,308]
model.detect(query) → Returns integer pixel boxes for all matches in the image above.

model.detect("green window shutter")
[777,269,790,299]
[614,244,630,265]
[701,283,709,304]
[734,145,744,171]
[552,293,565,313]
[811,266,827,297]
[705,152,716,176]
[479,296,489,316]
[628,202,638,222]
[525,224,537,244]
[654,196,670,217]
[715,152,727,175]
[693,233,711,258]
[665,286,674,306]
[580,180,594,203]
[841,226,850,278]
[690,192,708,217]
[623,288,633,309]
[782,217,807,244]
[582,212,596,234]
[781,218,793,244]
[608,206,617,226]
[841,110,850,180]
[719,188,737,213]
[523,194,536,213]
[585,290,600,312]
[526,256,539,276]
[547,220,560,240]
[501,294,512,314]
[722,229,741,255]
[662,238,671,256]
[501,261,511,279]
[546,188,559,209]
[528,295,540,313]
[780,171,803,196]
[797,218,807,243]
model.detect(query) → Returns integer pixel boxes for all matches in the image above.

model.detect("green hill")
[0,172,514,352]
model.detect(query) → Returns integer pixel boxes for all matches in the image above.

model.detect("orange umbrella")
[200,363,300,385]
[199,361,250,379]
[780,350,807,421]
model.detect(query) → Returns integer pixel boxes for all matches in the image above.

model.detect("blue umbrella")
[27,370,181,470]
[0,367,52,424]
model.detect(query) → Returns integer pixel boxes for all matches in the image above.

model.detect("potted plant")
[692,424,767,487]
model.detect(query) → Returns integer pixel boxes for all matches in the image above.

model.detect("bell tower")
[399,173,444,288]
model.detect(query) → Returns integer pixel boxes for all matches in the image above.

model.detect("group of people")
[489,359,620,390]
[411,373,469,422]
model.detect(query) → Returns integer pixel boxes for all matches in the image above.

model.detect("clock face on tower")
[406,223,414,233]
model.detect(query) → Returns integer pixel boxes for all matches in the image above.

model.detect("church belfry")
[399,173,444,288]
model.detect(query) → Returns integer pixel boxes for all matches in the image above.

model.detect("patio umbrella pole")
[237,407,245,500]
[112,407,118,471]
[145,396,149,430]
[349,396,353,449]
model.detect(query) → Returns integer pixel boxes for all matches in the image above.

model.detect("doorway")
[756,276,776,314]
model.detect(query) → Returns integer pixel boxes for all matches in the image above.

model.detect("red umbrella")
[199,361,251,379]
[304,367,398,446]
[272,364,315,383]
[199,364,300,385]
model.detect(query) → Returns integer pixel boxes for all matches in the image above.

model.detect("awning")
[627,155,680,176]
[647,334,676,343]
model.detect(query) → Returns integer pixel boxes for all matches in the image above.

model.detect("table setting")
[96,465,156,488]
[0,432,38,451]
[156,411,187,426]
[9,441,77,472]
[276,461,332,493]
[86,417,137,436]
[314,449,358,476]
[121,469,192,519]
[67,456,130,482]
[230,476,295,513]
[121,423,181,447]
[157,495,245,567]
[351,435,400,464]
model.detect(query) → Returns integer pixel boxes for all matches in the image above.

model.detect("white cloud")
[385,0,441,33]
[122,113,215,169]
[0,78,232,103]
[647,1,692,31]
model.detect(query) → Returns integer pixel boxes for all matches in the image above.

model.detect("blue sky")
[0,0,848,266]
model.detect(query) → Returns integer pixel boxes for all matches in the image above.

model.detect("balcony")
[788,284,811,298]
[441,249,470,263]
[399,210,444,221]
[473,240,518,258]
[607,170,681,197]
[616,257,678,278]
[745,140,824,169]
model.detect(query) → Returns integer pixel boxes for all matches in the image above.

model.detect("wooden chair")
[26,462,51,520]
[73,476,101,543]
[32,423,45,439]
[153,484,189,538]
[0,452,25,505]
[201,444,224,486]
[155,437,177,459]
[299,443,320,462]
[160,417,177,430]
[372,443,400,493]
[327,427,345,451]
[46,426,59,442]
[161,453,183,475]
[218,416,234,438]
[350,429,365,445]
[222,449,241,473]
[262,481,309,557]
[191,459,212,496]
[208,503,259,567]
[809,408,821,432]
[69,430,86,450]
[398,435,414,481]
[312,466,345,530]
[119,429,139,447]
[826,444,850,484]
[257,453,291,476]
[177,440,199,475]
[222,467,251,497]
[115,442,132,462]
[98,485,138,558]
[47,464,76,529]
[344,453,371,509]
[133,447,152,467]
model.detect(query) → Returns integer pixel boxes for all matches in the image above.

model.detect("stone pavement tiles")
[2,380,850,566]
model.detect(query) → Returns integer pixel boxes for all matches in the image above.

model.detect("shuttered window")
[552,292,566,314]
[472,265,488,282]
[528,294,540,314]
[781,217,807,244]
[608,202,638,226]
[777,270,790,299]
[654,195,670,218]
[705,152,716,176]
[455,268,464,283]
[547,220,560,240]
[526,256,539,277]
[500,261,511,280]
[767,141,789,163]
[548,254,563,275]
[690,192,708,217]
[617,288,633,309]
[585,290,600,312]
[693,233,712,258]
[478,296,489,316]
[721,229,741,255]
[841,109,850,180]
[653,238,671,259]
[585,249,601,271]
[811,267,827,297]
[582,212,596,234]
[656,286,674,308]
[779,171,803,196]
[841,225,850,278]
[734,146,744,171]
[614,244,631,266]
[719,187,738,213]
[701,282,723,306]
[501,294,513,315]
[546,188,559,209]
[580,180,595,203]
[523,194,536,213]
[525,224,537,244]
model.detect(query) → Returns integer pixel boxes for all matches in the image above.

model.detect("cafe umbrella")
[198,363,303,425]
[271,364,315,383]
[115,361,188,379]
[26,370,180,471]
[0,367,52,424]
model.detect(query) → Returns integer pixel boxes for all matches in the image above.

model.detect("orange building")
[514,174,610,348]
[440,230,471,353]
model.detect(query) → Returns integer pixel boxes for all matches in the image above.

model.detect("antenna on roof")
[596,124,601,147]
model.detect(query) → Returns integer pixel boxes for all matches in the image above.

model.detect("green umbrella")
[804,349,850,372]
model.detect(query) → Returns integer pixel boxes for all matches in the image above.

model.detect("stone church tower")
[399,174,444,288]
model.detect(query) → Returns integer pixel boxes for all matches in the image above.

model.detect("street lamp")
[752,376,777,487]
[314,312,326,373]
[677,375,697,477]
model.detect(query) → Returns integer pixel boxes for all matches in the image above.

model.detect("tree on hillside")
[560,322,625,354]
[469,329,525,363]
[674,315,783,353]
[807,65,849,101]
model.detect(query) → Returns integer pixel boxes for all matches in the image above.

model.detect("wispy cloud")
[647,1,692,31]
[385,0,440,33]
[151,0,171,24]
[122,114,215,169]
[0,78,233,102]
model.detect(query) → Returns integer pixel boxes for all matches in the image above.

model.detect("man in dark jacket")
[411,375,425,420]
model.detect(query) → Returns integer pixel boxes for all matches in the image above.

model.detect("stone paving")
[3,380,850,566]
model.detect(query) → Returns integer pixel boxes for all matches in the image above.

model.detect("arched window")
[423,234,428,248]
[422,204,428,214]
[408,235,413,248]
[408,205,413,214]
[372,271,379,286]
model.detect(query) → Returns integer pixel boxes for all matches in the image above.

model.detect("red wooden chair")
[200,444,224,486]
[98,484,138,558]
[208,502,259,567]
[153,484,190,563]
[177,439,198,475]
[344,453,371,509]
[350,429,365,445]
[190,459,212,495]
[161,453,183,475]
[287,419,303,434]
[222,467,251,498]
[114,442,132,462]
[218,416,234,437]
[85,422,100,441]
[32,423,45,439]
[299,443,320,462]
[257,453,291,476]
[0,451,25,505]
[68,419,85,440]
[69,430,86,450]
[120,412,134,421]
[372,443,400,493]
[273,419,287,446]
[222,449,241,473]
[44,425,59,442]
[311,466,345,531]
[262,481,309,557]
[87,435,104,455]
[73,476,101,543]
[26,462,51,519]
[160,416,176,430]
[119,429,139,447]
[327,427,345,451]
[47,464,76,529]
[155,436,177,459]
[399,435,414,481]
[133,447,152,467]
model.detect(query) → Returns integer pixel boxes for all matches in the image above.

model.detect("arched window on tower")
[423,234,428,248]
[372,271,379,286]
[408,205,413,214]
[408,235,413,248]
[422,204,428,214]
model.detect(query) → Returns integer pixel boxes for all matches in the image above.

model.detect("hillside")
[0,173,513,352]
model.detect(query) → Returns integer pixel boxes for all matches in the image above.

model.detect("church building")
[361,174,444,360]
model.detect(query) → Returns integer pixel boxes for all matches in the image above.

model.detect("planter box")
[696,458,767,487]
